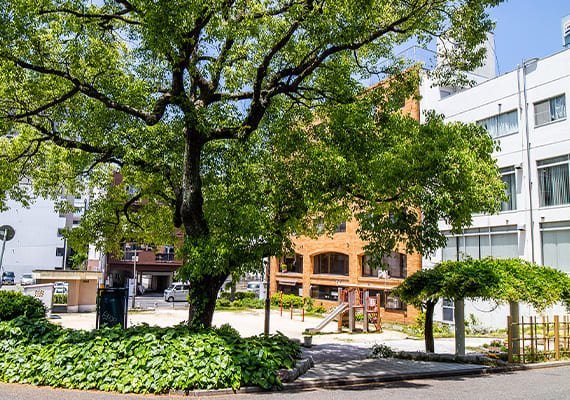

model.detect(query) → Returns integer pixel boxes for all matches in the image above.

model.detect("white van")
[164,282,190,302]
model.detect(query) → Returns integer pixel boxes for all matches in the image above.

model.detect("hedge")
[0,291,46,321]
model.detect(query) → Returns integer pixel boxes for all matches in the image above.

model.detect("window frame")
[534,94,566,127]
[499,166,516,211]
[537,155,570,208]
[477,109,519,138]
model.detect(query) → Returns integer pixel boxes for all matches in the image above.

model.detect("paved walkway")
[50,307,503,390]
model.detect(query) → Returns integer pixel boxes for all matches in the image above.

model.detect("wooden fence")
[507,315,570,363]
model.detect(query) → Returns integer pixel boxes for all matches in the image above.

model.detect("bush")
[53,294,67,305]
[310,303,326,313]
[369,344,394,358]
[0,291,46,321]
[0,317,301,393]
[216,298,231,308]
[220,291,256,301]
[241,297,264,309]
[270,293,304,308]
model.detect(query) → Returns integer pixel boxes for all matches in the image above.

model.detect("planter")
[303,335,313,347]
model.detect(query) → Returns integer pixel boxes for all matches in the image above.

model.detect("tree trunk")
[424,299,436,353]
[187,272,228,329]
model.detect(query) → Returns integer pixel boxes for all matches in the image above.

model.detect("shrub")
[311,303,326,313]
[369,344,394,358]
[270,293,304,308]
[0,317,301,393]
[220,291,256,301]
[53,294,67,305]
[0,291,46,321]
[241,297,264,309]
[216,298,231,308]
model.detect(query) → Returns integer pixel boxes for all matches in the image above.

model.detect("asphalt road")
[2,365,570,400]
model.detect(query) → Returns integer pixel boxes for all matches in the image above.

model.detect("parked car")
[54,281,68,295]
[1,271,15,285]
[246,281,262,295]
[21,274,35,285]
[163,282,190,302]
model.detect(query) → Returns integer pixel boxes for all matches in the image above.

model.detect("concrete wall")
[420,47,570,329]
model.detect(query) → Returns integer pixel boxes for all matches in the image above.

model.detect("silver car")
[164,282,190,302]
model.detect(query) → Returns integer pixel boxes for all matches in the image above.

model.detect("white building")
[0,185,88,282]
[420,45,570,329]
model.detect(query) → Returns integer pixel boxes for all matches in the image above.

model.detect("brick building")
[270,95,422,325]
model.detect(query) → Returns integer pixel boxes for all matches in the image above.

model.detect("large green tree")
[0,0,505,328]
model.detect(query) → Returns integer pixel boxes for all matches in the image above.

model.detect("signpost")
[96,288,128,329]
[0,225,15,277]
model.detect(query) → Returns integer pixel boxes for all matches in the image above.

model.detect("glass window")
[362,252,407,278]
[538,155,570,207]
[314,253,349,276]
[443,299,454,322]
[385,292,407,311]
[500,167,516,211]
[441,226,518,261]
[541,222,570,273]
[56,247,65,257]
[534,94,566,126]
[335,222,346,233]
[281,254,303,273]
[310,285,339,301]
[477,109,518,138]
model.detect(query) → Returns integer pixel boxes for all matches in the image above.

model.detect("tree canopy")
[396,258,570,351]
[0,0,506,327]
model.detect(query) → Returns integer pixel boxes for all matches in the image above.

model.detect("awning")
[278,280,300,286]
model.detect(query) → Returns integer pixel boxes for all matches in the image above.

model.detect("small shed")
[32,270,102,312]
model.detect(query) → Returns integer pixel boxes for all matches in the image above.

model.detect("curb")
[280,359,570,391]
[168,357,314,397]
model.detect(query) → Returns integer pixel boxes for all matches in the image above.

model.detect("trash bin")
[96,288,128,329]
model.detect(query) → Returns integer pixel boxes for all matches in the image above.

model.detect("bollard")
[302,308,304,322]
[280,292,283,317]
[290,302,293,319]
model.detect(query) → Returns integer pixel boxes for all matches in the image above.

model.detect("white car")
[21,274,35,285]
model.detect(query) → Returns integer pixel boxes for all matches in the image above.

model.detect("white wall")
[0,194,66,281]
[420,47,570,330]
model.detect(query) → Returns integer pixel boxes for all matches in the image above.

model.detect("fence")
[507,315,570,363]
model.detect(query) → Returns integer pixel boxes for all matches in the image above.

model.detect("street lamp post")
[132,246,137,309]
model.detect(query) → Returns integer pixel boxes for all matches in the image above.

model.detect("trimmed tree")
[396,258,570,353]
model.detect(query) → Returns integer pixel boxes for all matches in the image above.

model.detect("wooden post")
[509,301,520,356]
[554,315,560,361]
[521,316,525,363]
[507,316,513,363]
[348,289,355,333]
[542,317,547,361]
[376,294,382,331]
[530,316,535,362]
[363,290,369,333]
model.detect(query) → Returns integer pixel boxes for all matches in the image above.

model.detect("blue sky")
[489,0,570,74]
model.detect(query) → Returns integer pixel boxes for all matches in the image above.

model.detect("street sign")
[0,225,15,241]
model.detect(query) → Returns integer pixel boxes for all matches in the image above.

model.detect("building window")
[538,155,570,207]
[385,292,407,311]
[500,166,516,211]
[534,94,566,126]
[278,281,303,296]
[280,254,303,273]
[541,222,570,273]
[56,247,65,257]
[313,252,349,276]
[442,299,454,322]
[477,109,518,138]
[310,285,339,301]
[362,252,407,279]
[442,226,518,261]
[335,222,346,233]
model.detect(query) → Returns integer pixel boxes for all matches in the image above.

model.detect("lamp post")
[132,245,137,308]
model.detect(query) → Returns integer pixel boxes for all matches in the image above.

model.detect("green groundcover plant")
[0,317,300,393]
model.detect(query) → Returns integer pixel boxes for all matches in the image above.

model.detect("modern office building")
[420,45,570,328]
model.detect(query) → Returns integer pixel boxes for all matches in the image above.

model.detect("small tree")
[396,258,570,353]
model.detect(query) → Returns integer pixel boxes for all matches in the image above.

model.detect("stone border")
[168,357,314,397]
[394,350,509,366]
